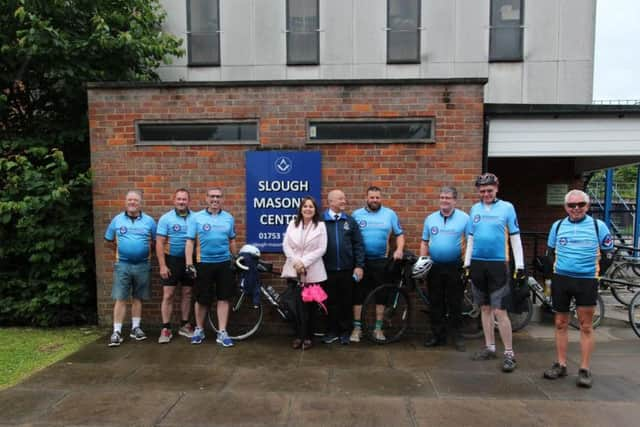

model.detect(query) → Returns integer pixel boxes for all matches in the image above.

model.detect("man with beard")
[351,186,405,342]
[156,188,195,343]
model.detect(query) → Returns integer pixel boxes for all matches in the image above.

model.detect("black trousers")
[325,270,354,336]
[427,262,464,338]
[287,279,319,340]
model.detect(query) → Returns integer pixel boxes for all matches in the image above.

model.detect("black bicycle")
[359,255,495,344]
[207,255,288,340]
[599,244,640,307]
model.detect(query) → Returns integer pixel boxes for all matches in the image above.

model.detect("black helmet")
[475,173,499,187]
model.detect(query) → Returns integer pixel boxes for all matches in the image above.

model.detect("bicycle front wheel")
[608,262,640,306]
[208,290,263,340]
[361,284,411,344]
[629,290,640,338]
[568,294,605,330]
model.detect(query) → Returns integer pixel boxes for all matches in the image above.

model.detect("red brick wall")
[88,82,485,328]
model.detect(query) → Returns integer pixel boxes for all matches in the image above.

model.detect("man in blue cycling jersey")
[351,186,405,342]
[104,190,157,347]
[421,186,469,352]
[156,188,195,343]
[464,173,524,372]
[185,188,237,348]
[543,189,613,388]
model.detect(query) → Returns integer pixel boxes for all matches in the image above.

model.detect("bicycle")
[521,273,605,330]
[598,244,640,307]
[628,290,640,338]
[359,254,489,344]
[207,254,288,340]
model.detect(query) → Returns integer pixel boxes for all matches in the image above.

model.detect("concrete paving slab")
[122,364,232,392]
[225,366,330,394]
[62,340,132,364]
[211,337,301,370]
[523,400,640,426]
[298,345,390,369]
[411,398,539,427]
[18,361,136,390]
[392,348,475,371]
[120,339,219,366]
[0,388,67,424]
[42,390,179,426]
[530,374,640,401]
[158,391,289,427]
[330,367,435,397]
[288,395,413,427]
[583,353,640,378]
[427,370,548,400]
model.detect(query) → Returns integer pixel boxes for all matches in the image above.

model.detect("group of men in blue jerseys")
[105,173,612,388]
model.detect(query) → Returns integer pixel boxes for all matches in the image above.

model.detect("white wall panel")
[489,118,640,157]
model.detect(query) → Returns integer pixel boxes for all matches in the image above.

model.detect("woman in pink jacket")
[282,196,328,350]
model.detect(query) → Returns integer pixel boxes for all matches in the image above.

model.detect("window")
[286,0,319,65]
[187,0,220,66]
[136,122,258,145]
[387,0,421,64]
[308,120,434,144]
[489,0,524,62]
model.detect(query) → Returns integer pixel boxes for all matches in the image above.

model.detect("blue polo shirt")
[422,209,469,263]
[186,209,236,263]
[468,199,520,262]
[156,209,191,257]
[352,206,403,260]
[104,212,157,263]
[548,215,613,278]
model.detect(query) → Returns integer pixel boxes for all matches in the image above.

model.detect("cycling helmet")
[475,173,499,187]
[411,256,434,279]
[238,244,261,258]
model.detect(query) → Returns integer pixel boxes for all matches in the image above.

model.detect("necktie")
[334,214,340,221]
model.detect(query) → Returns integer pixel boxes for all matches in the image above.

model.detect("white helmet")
[238,244,261,258]
[411,256,433,279]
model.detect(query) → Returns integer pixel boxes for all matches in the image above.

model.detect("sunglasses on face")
[566,202,587,209]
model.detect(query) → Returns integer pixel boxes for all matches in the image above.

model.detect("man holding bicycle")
[351,186,405,342]
[464,173,524,373]
[156,188,195,343]
[185,188,237,347]
[322,189,365,345]
[421,186,469,352]
[543,189,613,388]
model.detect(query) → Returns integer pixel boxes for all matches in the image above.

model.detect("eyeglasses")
[566,202,587,209]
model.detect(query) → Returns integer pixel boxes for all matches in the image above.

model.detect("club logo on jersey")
[473,215,481,223]
[514,218,519,228]
[119,226,127,234]
[202,223,211,232]
[603,234,613,247]
[358,220,367,229]
[430,226,439,235]
[343,222,350,231]
[173,224,181,232]
[559,237,568,246]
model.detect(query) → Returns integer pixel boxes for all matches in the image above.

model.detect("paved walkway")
[2,320,639,426]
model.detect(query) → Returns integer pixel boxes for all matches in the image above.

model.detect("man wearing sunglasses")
[543,190,613,388]
[463,173,524,373]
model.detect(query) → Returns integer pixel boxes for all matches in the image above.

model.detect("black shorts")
[470,260,511,310]
[353,259,387,305]
[551,274,599,313]
[194,261,235,304]
[161,255,194,287]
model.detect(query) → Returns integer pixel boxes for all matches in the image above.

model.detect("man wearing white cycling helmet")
[464,173,524,373]
[420,186,469,352]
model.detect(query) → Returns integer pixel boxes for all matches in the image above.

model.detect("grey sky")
[593,0,640,101]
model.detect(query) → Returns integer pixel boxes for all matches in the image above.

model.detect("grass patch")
[0,327,102,390]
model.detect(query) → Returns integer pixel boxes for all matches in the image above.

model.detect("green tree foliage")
[0,0,184,325]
